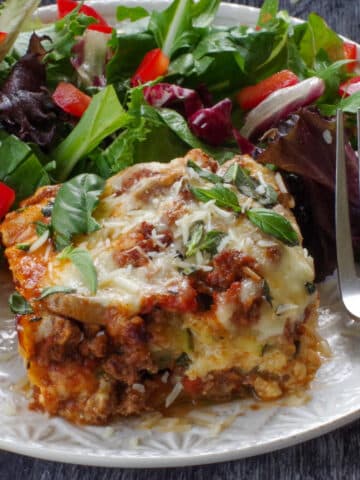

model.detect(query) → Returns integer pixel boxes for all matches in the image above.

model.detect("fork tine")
[335,109,357,291]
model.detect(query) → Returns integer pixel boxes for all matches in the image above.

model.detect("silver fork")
[335,109,360,320]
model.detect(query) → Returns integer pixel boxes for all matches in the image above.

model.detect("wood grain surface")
[1,0,360,478]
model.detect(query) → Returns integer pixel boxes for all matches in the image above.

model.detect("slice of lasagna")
[0,149,321,424]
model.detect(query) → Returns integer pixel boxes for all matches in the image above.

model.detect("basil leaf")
[116,6,149,22]
[51,173,105,251]
[199,230,225,255]
[9,292,33,314]
[36,286,77,300]
[58,247,98,294]
[246,208,299,246]
[261,184,278,207]
[224,164,278,207]
[187,160,223,184]
[189,184,241,213]
[185,221,204,257]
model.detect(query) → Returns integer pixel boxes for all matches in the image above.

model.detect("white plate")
[0,1,359,468]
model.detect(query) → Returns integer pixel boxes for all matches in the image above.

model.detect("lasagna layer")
[0,149,321,424]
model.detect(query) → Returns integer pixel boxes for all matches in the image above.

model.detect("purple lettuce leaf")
[0,34,58,148]
[258,108,360,281]
[144,82,203,118]
[188,98,233,146]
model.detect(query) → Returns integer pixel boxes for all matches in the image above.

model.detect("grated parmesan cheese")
[165,382,183,408]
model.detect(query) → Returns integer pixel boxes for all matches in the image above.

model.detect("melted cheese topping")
[41,150,316,378]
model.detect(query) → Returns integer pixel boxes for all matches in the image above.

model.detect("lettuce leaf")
[53,85,132,181]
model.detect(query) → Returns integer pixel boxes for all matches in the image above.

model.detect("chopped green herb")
[16,243,30,251]
[189,183,241,213]
[175,352,191,368]
[246,208,299,246]
[58,246,98,294]
[9,292,33,315]
[224,163,278,207]
[187,159,223,184]
[34,221,51,237]
[262,279,273,306]
[185,221,205,257]
[36,286,77,300]
[305,282,316,294]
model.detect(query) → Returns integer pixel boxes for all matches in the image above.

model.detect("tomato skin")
[57,0,111,30]
[52,82,91,118]
[236,70,299,111]
[131,48,170,87]
[343,41,357,73]
[0,32,7,43]
[0,182,15,219]
[182,376,204,397]
[339,76,360,97]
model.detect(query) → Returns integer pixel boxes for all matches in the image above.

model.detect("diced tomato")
[57,0,111,30]
[52,82,91,118]
[87,23,113,34]
[131,48,170,87]
[236,70,299,111]
[339,76,360,97]
[0,32,7,43]
[0,182,15,219]
[182,376,204,397]
[343,41,358,73]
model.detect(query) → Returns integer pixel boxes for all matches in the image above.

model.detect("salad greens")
[0,0,360,279]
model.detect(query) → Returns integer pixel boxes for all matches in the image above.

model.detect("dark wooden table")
[1,0,360,478]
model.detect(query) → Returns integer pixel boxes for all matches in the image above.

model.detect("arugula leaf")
[189,183,241,212]
[36,286,77,300]
[9,292,33,314]
[299,13,344,68]
[51,173,105,251]
[156,108,235,162]
[117,6,149,22]
[187,160,223,184]
[191,0,220,28]
[186,221,205,257]
[246,208,299,246]
[106,33,157,84]
[149,0,193,57]
[257,0,279,28]
[58,246,98,294]
[53,86,132,181]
